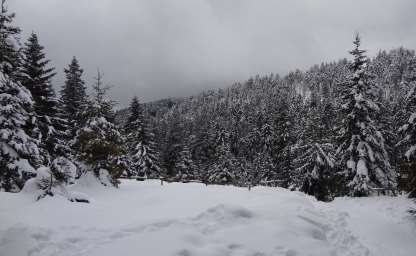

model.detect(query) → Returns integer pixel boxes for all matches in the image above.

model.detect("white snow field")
[0,179,415,256]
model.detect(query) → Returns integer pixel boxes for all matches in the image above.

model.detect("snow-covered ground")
[0,179,415,256]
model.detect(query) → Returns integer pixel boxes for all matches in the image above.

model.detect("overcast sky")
[10,0,416,107]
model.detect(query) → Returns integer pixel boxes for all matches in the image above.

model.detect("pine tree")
[60,57,87,135]
[337,35,396,196]
[125,96,160,179]
[20,32,68,162]
[0,1,41,191]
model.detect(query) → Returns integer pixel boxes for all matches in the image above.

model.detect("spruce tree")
[125,96,143,136]
[0,0,20,76]
[125,96,160,179]
[0,72,42,191]
[20,32,68,162]
[253,152,275,186]
[20,32,56,111]
[190,121,216,171]
[174,142,197,182]
[74,116,124,186]
[337,35,396,196]
[398,57,416,197]
[294,101,336,201]
[0,1,41,191]
[86,70,115,121]
[61,57,87,135]
[205,143,237,185]
[162,113,184,177]
[271,90,295,188]
[73,73,124,186]
[252,120,276,186]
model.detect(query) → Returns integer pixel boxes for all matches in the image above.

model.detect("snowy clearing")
[0,179,415,256]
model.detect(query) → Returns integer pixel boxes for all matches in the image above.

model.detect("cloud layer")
[10,0,416,107]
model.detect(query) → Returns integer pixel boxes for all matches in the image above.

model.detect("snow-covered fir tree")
[271,88,296,188]
[125,96,160,179]
[162,113,184,177]
[252,152,275,186]
[250,120,276,186]
[337,35,396,196]
[205,142,238,185]
[73,72,124,186]
[397,56,416,197]
[60,56,88,135]
[0,71,43,191]
[174,142,198,182]
[0,1,41,191]
[19,32,69,163]
[0,0,20,77]
[294,99,336,201]
[189,121,216,172]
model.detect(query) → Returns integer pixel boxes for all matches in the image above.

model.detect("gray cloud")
[9,0,416,107]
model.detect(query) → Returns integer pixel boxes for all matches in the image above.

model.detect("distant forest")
[118,39,416,201]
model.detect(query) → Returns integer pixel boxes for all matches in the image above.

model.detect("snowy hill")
[0,180,415,256]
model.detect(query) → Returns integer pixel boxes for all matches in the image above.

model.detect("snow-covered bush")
[21,157,78,200]
[22,163,89,202]
[22,167,51,200]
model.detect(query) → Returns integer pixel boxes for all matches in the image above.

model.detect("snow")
[356,159,368,176]
[9,158,36,174]
[409,113,416,124]
[0,180,415,256]
[405,145,416,160]
[347,159,356,170]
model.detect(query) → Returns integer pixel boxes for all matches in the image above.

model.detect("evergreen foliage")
[337,35,396,196]
[60,57,87,135]
[73,72,124,186]
[0,1,41,191]
[398,56,416,197]
[20,32,68,162]
[125,96,160,178]
[0,0,20,76]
